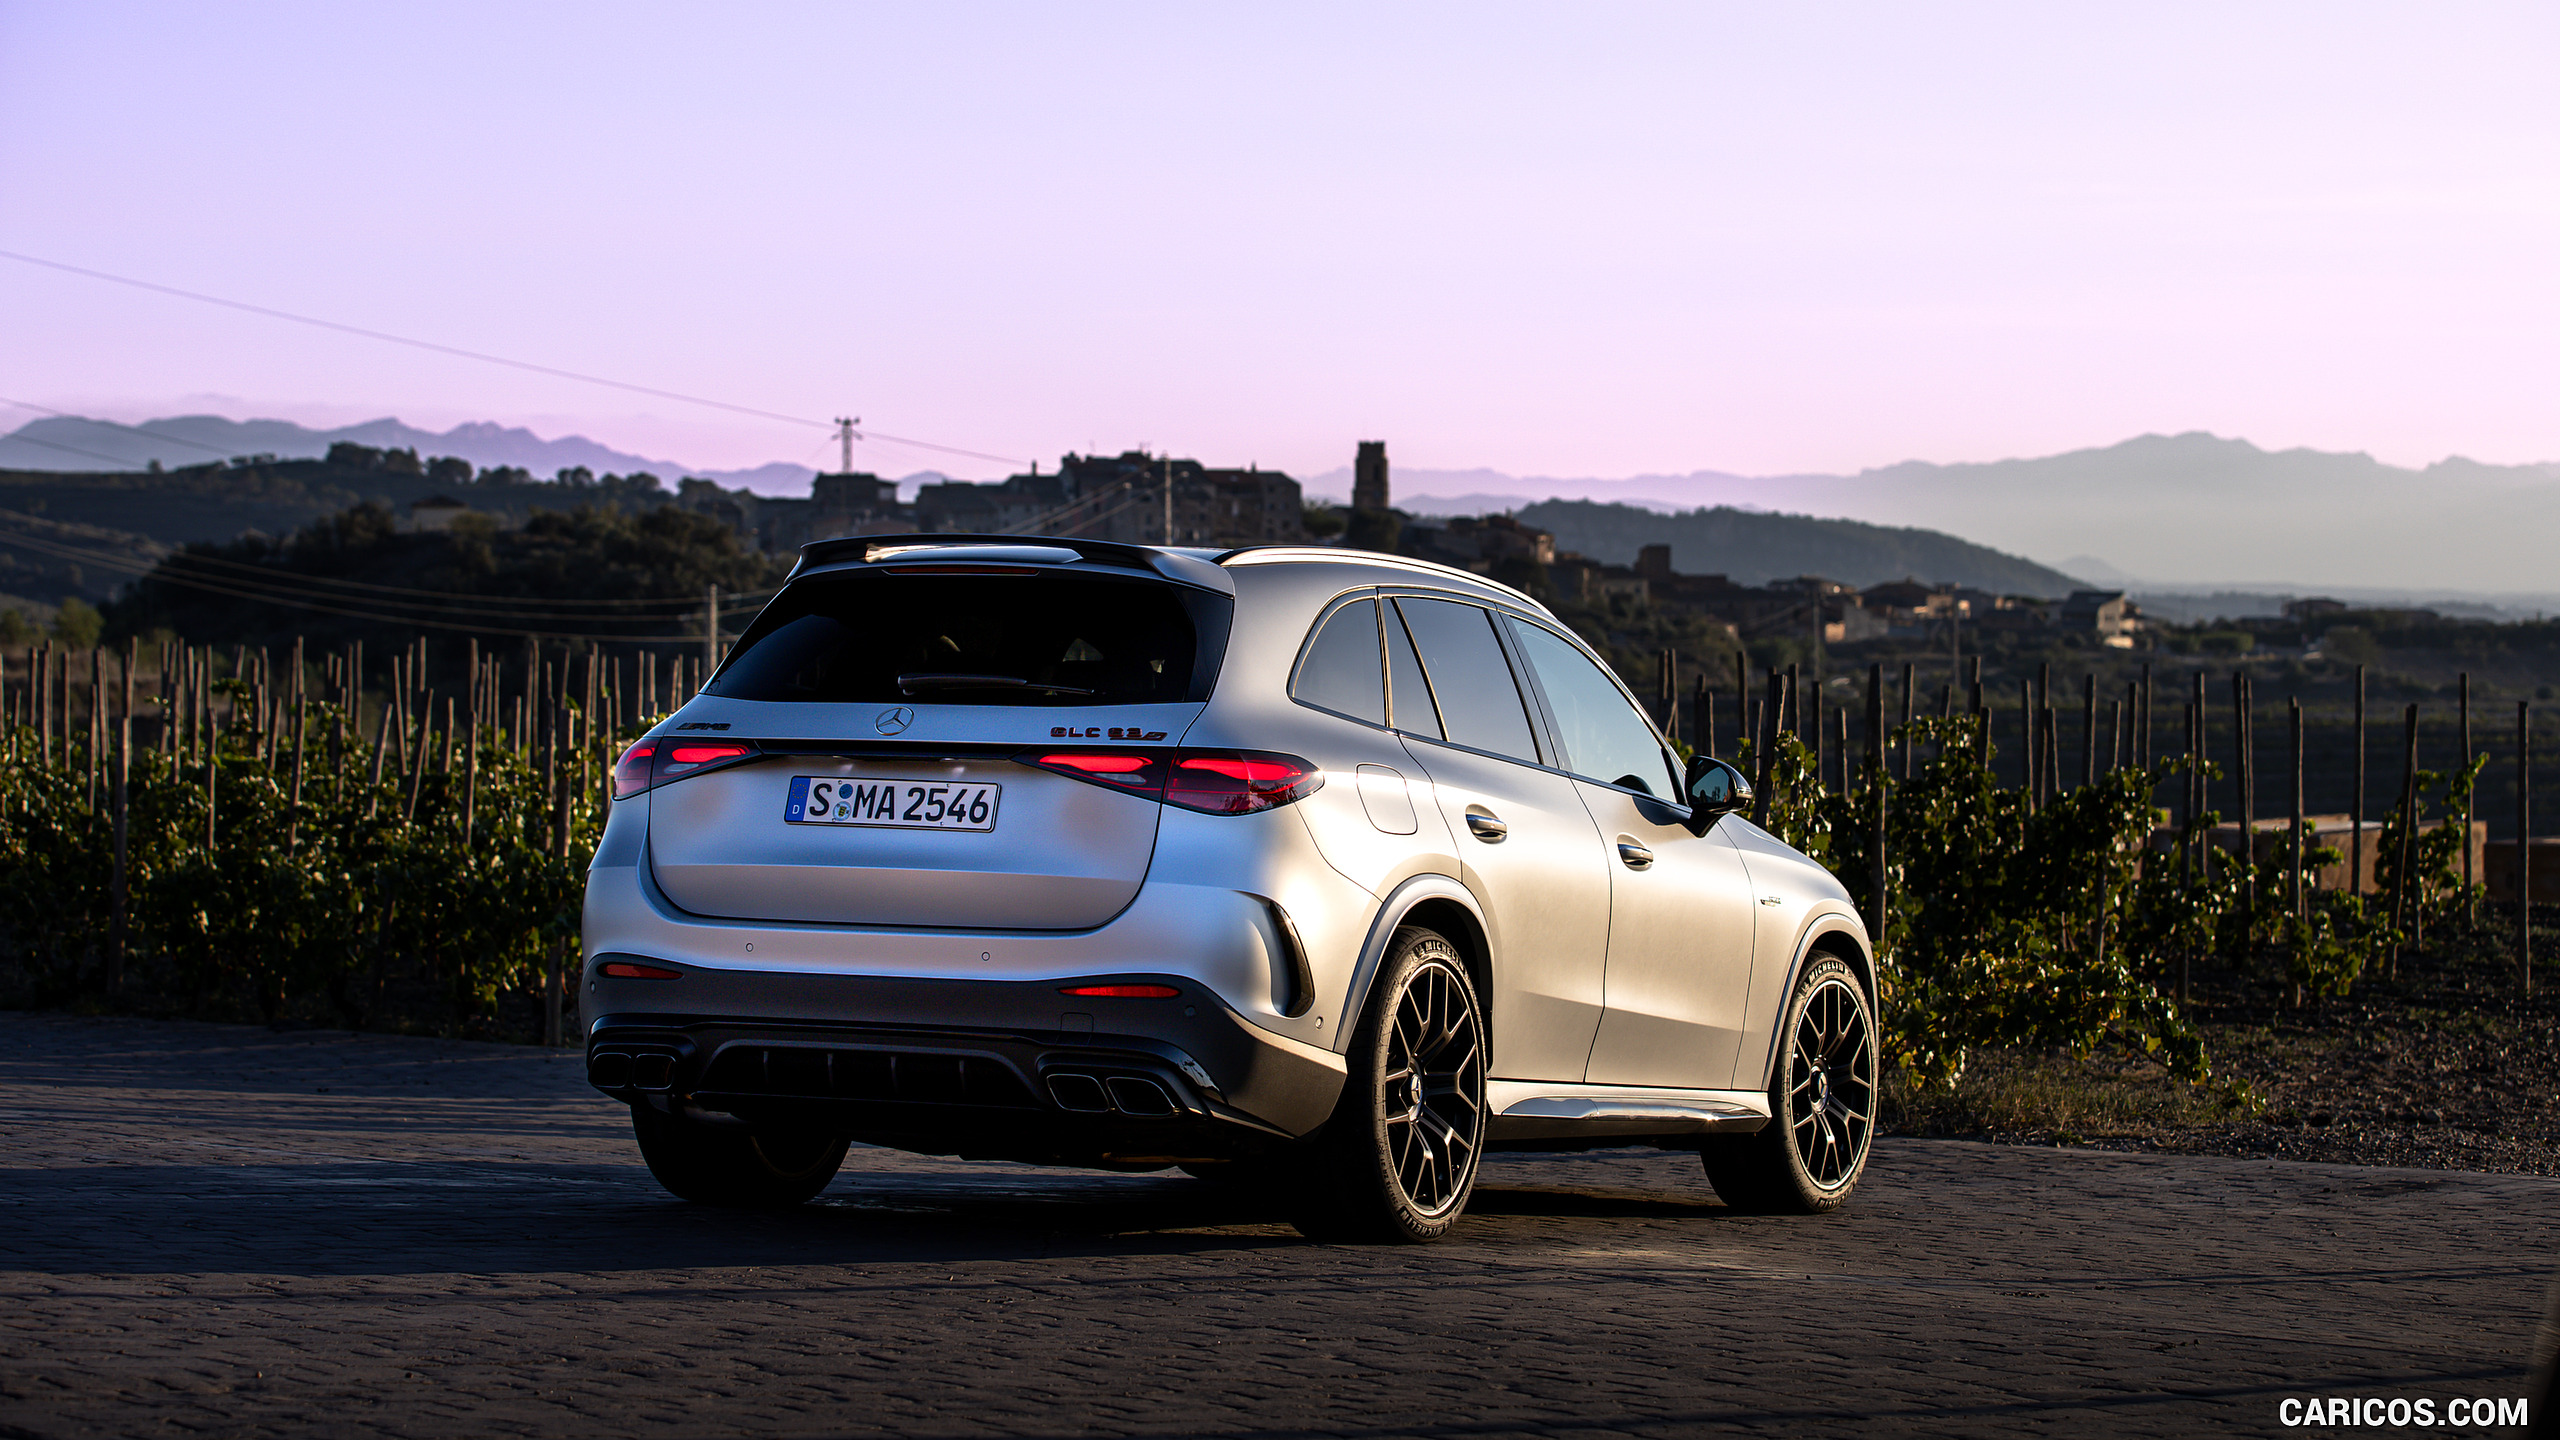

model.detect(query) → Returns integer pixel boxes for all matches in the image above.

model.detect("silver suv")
[582,537,1877,1241]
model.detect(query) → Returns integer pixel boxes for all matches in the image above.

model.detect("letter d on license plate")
[786,775,1001,831]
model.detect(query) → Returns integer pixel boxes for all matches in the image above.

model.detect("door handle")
[1465,808,1508,843]
[1617,841,1654,870]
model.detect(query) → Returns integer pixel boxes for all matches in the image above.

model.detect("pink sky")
[3,3,2555,484]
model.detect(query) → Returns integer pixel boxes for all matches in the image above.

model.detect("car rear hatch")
[640,542,1234,930]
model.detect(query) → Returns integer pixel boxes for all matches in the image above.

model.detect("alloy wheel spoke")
[1379,959,1483,1216]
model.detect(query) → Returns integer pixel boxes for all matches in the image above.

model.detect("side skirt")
[1484,1079,1772,1146]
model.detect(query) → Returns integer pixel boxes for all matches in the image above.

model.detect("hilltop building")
[916,451,1303,548]
[655,450,1304,554]
[1352,441,1390,513]
[2058,589,2141,646]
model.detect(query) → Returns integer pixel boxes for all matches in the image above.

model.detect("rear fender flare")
[1333,873,1490,1055]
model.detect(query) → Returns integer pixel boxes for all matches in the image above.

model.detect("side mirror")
[1681,754,1751,835]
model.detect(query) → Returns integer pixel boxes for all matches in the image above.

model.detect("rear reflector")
[599,961,683,980]
[1029,748,1321,814]
[1059,983,1181,998]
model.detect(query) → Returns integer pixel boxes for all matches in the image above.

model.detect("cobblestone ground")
[0,1013,2551,1439]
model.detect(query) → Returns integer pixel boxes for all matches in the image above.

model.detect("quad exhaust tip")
[589,1050,678,1092]
[1045,1071,1177,1117]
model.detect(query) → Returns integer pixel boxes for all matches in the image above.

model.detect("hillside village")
[651,438,2142,655]
[410,438,2137,651]
[0,437,2141,658]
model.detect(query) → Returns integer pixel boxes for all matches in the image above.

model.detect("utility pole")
[705,586,721,676]
[833,417,860,474]
[1162,456,1175,546]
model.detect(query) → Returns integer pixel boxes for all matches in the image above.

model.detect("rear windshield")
[706,569,1232,707]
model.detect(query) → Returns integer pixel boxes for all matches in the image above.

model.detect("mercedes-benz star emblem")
[875,706,915,735]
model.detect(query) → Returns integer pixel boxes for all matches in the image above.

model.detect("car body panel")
[1722,812,1871,1091]
[1577,795,1759,1089]
[1395,734,1610,1082]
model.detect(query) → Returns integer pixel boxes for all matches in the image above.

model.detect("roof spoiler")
[792,533,1235,595]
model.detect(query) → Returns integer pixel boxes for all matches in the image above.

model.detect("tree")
[426,456,475,486]
[51,598,102,647]
[102,500,788,669]
[1344,509,1402,553]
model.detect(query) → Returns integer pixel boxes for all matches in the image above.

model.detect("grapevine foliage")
[0,700,608,1029]
[1738,715,2474,1088]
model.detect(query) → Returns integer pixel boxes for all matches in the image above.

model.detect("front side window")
[1506,619,1677,797]
[708,571,1228,706]
[1395,597,1541,763]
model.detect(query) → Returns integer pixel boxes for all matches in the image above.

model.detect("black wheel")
[1290,926,1487,1243]
[1701,954,1876,1214]
[631,1105,849,1207]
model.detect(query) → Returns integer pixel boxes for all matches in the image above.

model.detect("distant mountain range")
[0,413,876,495]
[1307,432,2560,596]
[14,414,2560,613]
[1515,500,2089,597]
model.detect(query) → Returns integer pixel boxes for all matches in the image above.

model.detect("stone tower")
[1352,440,1390,513]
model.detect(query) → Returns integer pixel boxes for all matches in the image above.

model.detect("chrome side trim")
[1487,1080,1771,1130]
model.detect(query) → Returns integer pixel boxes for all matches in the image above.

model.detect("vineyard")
[0,638,2506,1086]
[1708,661,2497,1089]
[0,637,717,1041]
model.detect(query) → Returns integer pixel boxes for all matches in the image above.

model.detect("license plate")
[786,776,1001,831]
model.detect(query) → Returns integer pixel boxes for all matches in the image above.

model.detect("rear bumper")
[584,961,1347,1163]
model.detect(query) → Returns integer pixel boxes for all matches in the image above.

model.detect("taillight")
[1028,748,1321,815]
[1034,752,1164,788]
[599,961,683,979]
[613,738,763,798]
[1166,752,1322,814]
[612,742,656,799]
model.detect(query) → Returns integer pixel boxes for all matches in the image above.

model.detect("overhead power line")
[0,247,1030,467]
[0,429,144,467]
[0,509,778,613]
[156,545,781,610]
[0,515,771,642]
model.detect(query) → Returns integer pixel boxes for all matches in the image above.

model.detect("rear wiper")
[896,672,1096,696]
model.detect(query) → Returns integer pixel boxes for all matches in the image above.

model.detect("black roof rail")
[791,533,1233,594]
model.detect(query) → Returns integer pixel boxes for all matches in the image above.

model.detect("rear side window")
[1506,619,1677,797]
[1292,598,1385,725]
[708,571,1231,707]
[1395,597,1540,763]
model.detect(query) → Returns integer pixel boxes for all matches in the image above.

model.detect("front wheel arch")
[1745,916,1876,1092]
